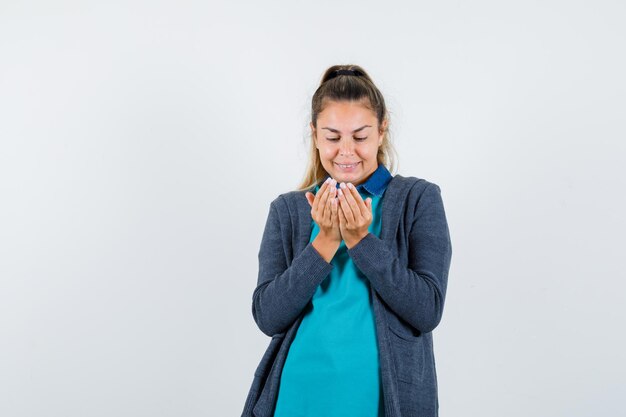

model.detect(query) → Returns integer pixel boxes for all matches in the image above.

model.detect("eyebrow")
[321,125,372,134]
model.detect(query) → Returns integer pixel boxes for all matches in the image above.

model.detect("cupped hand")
[305,178,341,243]
[337,182,373,248]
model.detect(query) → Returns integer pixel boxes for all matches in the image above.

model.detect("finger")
[363,197,373,226]
[331,193,338,227]
[305,192,314,207]
[342,183,365,219]
[314,177,330,199]
[323,186,334,224]
[338,185,355,225]
[312,178,331,217]
[347,183,368,217]
[320,179,335,219]
[320,179,337,221]
[338,200,347,228]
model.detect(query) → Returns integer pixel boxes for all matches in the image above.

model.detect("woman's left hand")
[337,182,373,249]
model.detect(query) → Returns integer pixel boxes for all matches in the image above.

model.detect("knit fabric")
[243,171,452,417]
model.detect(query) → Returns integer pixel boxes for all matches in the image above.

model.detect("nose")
[339,139,354,156]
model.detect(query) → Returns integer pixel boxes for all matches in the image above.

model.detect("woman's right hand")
[305,178,341,243]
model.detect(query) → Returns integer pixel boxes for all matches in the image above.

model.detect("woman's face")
[311,99,387,186]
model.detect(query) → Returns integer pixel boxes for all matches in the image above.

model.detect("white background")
[1,1,624,416]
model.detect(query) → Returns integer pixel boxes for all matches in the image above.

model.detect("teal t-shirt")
[273,165,392,417]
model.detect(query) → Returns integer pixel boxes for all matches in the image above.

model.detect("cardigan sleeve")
[347,183,452,334]
[251,198,334,337]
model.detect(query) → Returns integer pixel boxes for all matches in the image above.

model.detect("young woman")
[241,65,453,417]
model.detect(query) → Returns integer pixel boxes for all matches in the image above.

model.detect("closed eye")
[327,137,368,142]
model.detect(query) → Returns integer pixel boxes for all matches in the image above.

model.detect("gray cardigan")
[242,174,453,417]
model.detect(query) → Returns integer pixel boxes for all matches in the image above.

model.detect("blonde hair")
[296,64,398,191]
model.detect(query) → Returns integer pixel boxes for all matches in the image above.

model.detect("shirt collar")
[317,163,393,197]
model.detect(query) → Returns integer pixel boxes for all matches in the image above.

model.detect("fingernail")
[347,183,353,189]
[340,182,346,189]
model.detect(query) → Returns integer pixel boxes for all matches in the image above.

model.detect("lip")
[334,161,361,172]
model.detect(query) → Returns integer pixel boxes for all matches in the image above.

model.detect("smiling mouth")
[335,162,360,169]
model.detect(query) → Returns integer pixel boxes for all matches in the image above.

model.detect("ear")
[380,118,388,133]
[379,119,388,145]
[310,122,318,149]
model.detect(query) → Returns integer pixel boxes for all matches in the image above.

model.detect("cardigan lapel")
[379,174,404,244]
[295,187,315,254]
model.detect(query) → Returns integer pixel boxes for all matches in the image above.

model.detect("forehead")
[318,100,377,125]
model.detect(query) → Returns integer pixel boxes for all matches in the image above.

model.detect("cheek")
[318,146,337,158]
[357,145,378,159]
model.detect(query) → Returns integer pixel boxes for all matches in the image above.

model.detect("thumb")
[305,192,314,207]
